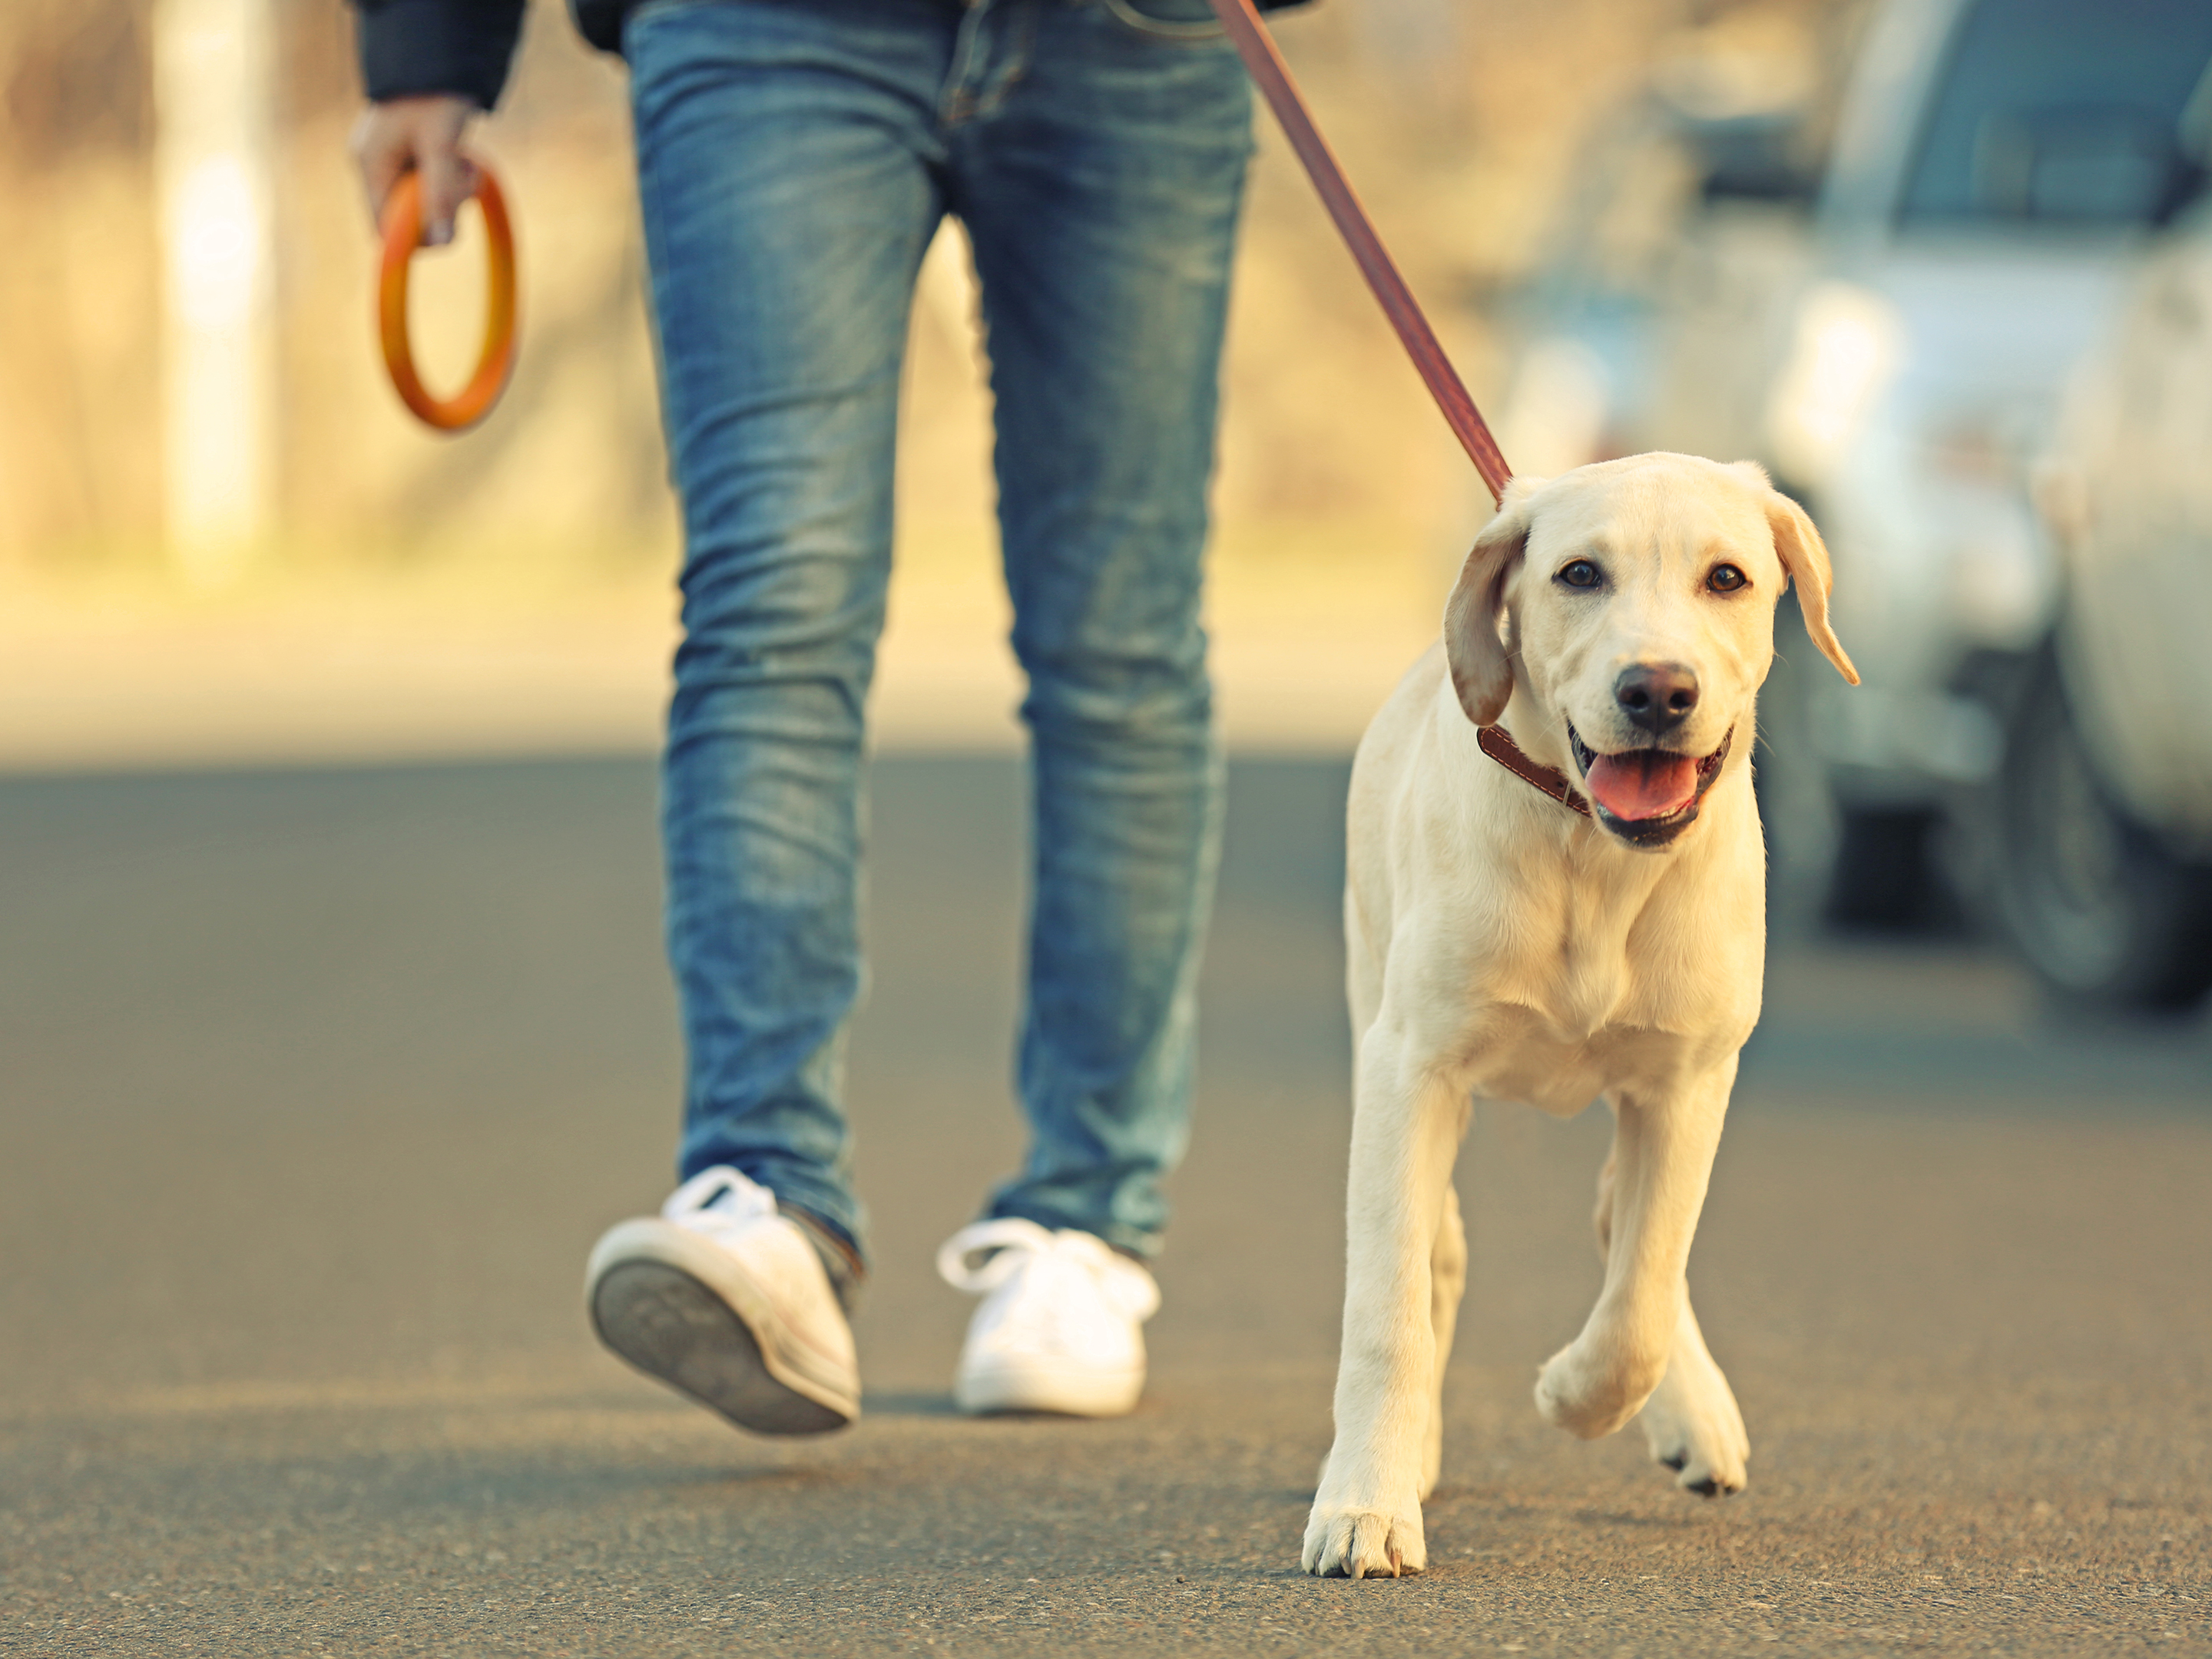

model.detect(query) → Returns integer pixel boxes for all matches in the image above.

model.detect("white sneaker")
[587,1167,861,1435]
[936,1218,1161,1417]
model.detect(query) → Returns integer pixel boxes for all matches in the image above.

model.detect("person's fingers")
[346,97,479,244]
[349,108,411,233]
[416,144,480,248]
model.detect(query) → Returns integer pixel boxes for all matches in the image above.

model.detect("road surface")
[2,757,2207,1655]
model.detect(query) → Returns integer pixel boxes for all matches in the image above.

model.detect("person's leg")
[949,0,1253,1260]
[627,0,958,1264]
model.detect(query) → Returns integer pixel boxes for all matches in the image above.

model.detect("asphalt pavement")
[3,756,2208,1657]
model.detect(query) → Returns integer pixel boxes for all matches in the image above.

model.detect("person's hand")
[350,94,479,247]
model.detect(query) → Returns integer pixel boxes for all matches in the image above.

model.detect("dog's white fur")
[1304,452,1858,1578]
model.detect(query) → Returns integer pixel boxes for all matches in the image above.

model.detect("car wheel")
[1992,647,2212,1012]
[1823,805,1952,932]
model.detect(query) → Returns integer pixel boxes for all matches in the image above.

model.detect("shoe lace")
[662,1165,778,1243]
[935,1218,1161,1323]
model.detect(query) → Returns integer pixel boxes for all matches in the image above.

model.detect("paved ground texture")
[3,757,2209,1657]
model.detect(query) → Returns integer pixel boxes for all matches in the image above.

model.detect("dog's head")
[1444,452,1859,849]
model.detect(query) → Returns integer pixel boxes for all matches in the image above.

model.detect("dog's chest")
[1450,874,1746,1114]
[1460,1002,1688,1117]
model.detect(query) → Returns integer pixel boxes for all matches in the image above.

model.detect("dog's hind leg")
[1585,1104,1750,1495]
[1420,1180,1467,1501]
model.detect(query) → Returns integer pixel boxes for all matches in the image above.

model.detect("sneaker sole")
[588,1237,857,1436]
[953,1362,1145,1419]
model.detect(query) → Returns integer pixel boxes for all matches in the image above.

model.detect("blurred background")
[1,0,1588,767]
[0,0,1851,763]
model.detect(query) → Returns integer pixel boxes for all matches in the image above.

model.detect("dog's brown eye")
[1707,564,1747,593]
[1557,560,1603,590]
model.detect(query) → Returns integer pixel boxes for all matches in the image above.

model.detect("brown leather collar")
[1477,724,1591,817]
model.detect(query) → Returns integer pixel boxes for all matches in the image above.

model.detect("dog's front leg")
[1304,1033,1462,1578]
[1593,1137,1750,1495]
[1534,1068,1730,1441]
[1422,1181,1467,1502]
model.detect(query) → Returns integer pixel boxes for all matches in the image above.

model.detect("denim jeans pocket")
[1086,0,1230,46]
[624,0,727,40]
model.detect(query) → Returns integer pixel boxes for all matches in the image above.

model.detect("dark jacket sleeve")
[353,0,529,109]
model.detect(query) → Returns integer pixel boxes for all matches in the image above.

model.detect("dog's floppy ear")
[1764,488,1859,686]
[1444,475,1544,726]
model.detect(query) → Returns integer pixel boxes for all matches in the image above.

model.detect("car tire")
[1823,805,1952,932]
[1992,646,2212,1012]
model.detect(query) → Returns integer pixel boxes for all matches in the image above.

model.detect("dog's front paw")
[1637,1352,1749,1497]
[1301,1503,1426,1579]
[1534,1338,1662,1441]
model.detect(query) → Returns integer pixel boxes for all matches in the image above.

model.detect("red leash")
[1206,0,1513,505]
[1204,2,1598,810]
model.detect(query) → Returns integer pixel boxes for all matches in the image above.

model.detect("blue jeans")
[625,0,1252,1265]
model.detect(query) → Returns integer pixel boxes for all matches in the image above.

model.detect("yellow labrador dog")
[1304,453,1859,1578]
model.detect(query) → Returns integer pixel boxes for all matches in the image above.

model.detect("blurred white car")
[1502,0,2212,973]
[1768,0,2212,942]
[1495,5,1848,479]
[1976,195,2212,1009]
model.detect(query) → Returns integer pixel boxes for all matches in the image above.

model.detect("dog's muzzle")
[1567,723,1734,849]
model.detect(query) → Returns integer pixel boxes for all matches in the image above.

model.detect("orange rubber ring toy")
[378,166,517,432]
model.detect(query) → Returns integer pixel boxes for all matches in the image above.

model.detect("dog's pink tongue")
[1584,751,1698,821]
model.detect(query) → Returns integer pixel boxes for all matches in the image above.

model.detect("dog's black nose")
[1614,663,1699,734]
